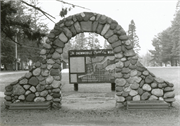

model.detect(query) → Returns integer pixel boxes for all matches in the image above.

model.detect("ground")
[0,67,180,126]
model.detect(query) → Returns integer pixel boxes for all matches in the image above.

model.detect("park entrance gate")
[4,12,175,109]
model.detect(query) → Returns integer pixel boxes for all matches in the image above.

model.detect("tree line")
[149,0,180,66]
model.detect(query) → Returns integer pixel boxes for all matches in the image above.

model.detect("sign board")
[68,49,116,83]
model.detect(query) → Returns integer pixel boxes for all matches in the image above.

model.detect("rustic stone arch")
[4,12,175,109]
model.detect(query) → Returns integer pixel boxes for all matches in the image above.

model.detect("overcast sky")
[37,0,177,56]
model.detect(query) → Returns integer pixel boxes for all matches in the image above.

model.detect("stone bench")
[126,100,170,110]
[5,101,51,110]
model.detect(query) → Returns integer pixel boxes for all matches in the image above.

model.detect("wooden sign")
[68,49,116,84]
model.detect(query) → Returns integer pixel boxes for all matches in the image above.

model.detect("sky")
[37,0,177,56]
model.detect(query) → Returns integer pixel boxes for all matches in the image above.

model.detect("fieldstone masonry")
[4,12,175,109]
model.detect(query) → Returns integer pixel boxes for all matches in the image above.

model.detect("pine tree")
[128,20,141,54]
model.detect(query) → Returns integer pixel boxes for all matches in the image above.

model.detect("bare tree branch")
[2,29,22,46]
[56,0,91,10]
[21,0,56,23]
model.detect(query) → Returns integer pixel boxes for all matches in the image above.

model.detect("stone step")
[5,101,51,110]
[127,100,170,110]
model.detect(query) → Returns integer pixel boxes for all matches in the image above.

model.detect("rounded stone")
[142,71,149,76]
[36,84,45,92]
[164,92,175,98]
[34,97,45,102]
[149,95,158,100]
[141,92,151,100]
[129,90,138,96]
[5,85,13,92]
[114,72,123,78]
[130,70,138,77]
[164,98,175,103]
[29,77,39,86]
[25,72,32,79]
[40,90,48,97]
[33,68,41,76]
[13,84,25,95]
[37,75,45,82]
[123,73,130,79]
[151,83,158,88]
[130,83,139,90]
[53,98,61,102]
[108,35,119,43]
[56,48,63,54]
[115,61,124,68]
[35,92,40,97]
[18,95,25,100]
[40,80,46,85]
[130,59,137,65]
[124,50,136,57]
[145,75,154,83]
[25,90,31,96]
[52,63,60,69]
[54,76,61,81]
[26,93,35,102]
[159,97,164,101]
[23,85,30,90]
[50,69,60,76]
[43,43,51,49]
[52,52,61,60]
[121,58,126,62]
[116,87,123,92]
[114,53,123,59]
[164,87,174,92]
[5,96,12,101]
[115,95,125,103]
[52,93,61,98]
[122,91,129,97]
[124,61,130,67]
[35,61,41,68]
[52,80,61,88]
[19,78,28,85]
[137,88,144,95]
[124,40,131,46]
[30,86,36,93]
[46,94,53,101]
[115,78,126,87]
[52,88,61,93]
[142,84,152,91]
[158,84,163,88]
[151,89,164,97]
[133,95,140,101]
[46,76,54,84]
[122,68,130,74]
[126,96,132,101]
[47,59,55,64]
[46,85,52,90]
[4,91,12,96]
[47,65,53,70]
[41,69,49,77]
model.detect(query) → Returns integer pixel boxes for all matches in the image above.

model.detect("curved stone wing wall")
[4,12,175,108]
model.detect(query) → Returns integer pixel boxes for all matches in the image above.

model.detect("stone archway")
[4,12,175,109]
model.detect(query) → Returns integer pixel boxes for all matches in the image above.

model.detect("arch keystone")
[80,21,92,32]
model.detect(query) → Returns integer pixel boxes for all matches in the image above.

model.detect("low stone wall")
[4,12,175,109]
